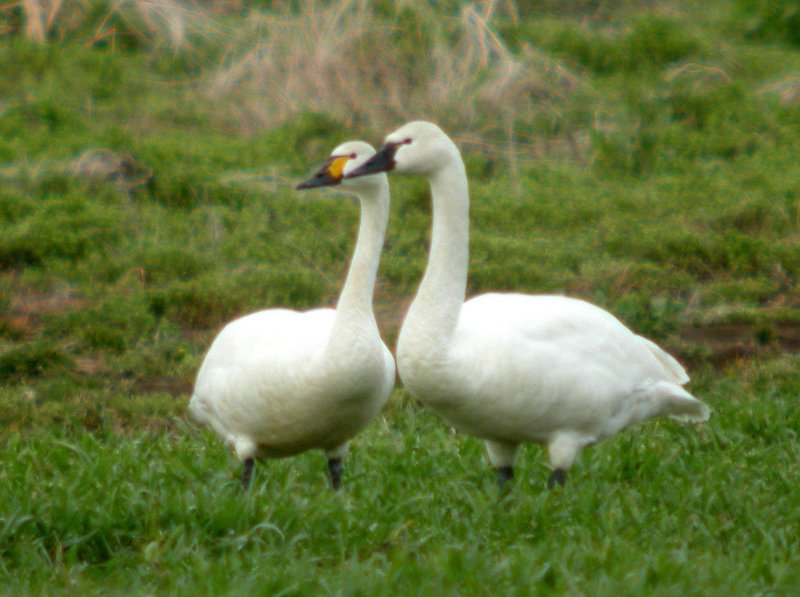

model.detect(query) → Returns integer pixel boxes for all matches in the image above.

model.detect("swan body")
[190,141,395,488]
[347,121,709,487]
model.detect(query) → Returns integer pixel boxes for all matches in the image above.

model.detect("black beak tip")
[296,170,339,190]
[346,144,397,179]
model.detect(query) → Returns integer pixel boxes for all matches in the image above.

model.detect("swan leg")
[547,433,582,488]
[241,457,255,490]
[547,468,567,489]
[327,458,344,490]
[485,440,519,488]
[497,466,514,488]
[235,438,258,491]
[325,443,349,490]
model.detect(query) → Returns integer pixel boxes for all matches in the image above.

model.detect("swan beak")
[345,143,397,179]
[296,156,348,190]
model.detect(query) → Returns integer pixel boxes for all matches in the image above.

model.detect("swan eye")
[402,138,412,145]
[350,153,356,159]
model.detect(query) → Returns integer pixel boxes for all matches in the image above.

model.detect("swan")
[346,121,709,488]
[190,141,395,489]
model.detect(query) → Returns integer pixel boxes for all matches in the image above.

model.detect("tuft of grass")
[0,341,72,382]
[7,0,220,51]
[527,15,703,75]
[147,266,329,329]
[45,292,160,353]
[0,192,125,268]
[208,1,584,155]
[735,0,800,47]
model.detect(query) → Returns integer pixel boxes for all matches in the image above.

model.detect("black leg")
[327,457,344,490]
[241,457,255,490]
[547,468,567,489]
[497,466,514,489]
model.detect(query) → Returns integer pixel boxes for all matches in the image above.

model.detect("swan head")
[296,141,386,193]
[345,121,459,179]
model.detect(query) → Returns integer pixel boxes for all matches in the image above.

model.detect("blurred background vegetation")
[0,0,799,425]
[2,2,800,594]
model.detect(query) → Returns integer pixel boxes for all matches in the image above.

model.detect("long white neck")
[400,153,469,355]
[327,180,390,351]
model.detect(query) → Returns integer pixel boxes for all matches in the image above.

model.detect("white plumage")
[346,121,709,488]
[190,141,395,489]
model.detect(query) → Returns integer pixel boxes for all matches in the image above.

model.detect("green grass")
[2,0,800,593]
[2,363,800,595]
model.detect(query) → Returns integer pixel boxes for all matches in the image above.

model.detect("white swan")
[190,141,395,489]
[346,121,709,488]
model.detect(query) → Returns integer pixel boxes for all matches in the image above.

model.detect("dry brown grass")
[760,75,800,105]
[5,1,587,158]
[20,0,62,42]
[68,148,153,192]
[0,148,151,194]
[209,1,584,158]
[664,62,732,90]
[8,0,218,49]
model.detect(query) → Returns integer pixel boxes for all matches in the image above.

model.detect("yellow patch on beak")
[327,156,349,181]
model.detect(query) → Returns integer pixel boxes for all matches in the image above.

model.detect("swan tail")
[188,394,208,424]
[637,335,690,385]
[650,381,710,423]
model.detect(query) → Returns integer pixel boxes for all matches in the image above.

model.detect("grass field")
[2,0,800,594]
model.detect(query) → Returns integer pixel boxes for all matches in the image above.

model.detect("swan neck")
[329,181,389,346]
[402,156,469,351]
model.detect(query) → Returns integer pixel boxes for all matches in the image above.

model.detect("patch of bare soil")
[5,278,84,337]
[680,322,800,365]
[129,375,194,397]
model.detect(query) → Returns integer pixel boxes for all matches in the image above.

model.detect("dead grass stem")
[11,0,218,49]
[209,1,585,158]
